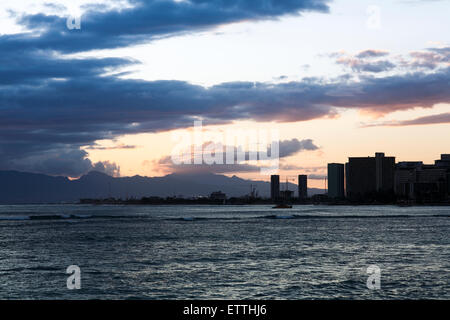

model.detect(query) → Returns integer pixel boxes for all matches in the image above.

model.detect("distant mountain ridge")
[0,170,325,204]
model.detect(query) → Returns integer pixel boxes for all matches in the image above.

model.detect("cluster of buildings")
[271,153,450,203]
[270,174,307,202]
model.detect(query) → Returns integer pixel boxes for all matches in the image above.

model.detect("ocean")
[0,204,448,299]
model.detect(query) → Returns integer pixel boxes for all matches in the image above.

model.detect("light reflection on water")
[0,205,449,299]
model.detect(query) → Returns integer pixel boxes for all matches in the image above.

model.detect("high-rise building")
[395,154,450,201]
[271,175,280,201]
[328,163,345,198]
[298,175,307,199]
[346,152,395,199]
[435,154,450,168]
[436,154,450,195]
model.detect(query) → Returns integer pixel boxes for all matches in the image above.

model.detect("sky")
[0,0,449,188]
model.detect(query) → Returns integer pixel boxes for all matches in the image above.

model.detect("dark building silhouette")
[298,175,307,199]
[271,175,280,201]
[210,191,226,201]
[395,154,450,201]
[328,163,345,198]
[280,190,294,201]
[346,152,395,200]
[436,154,450,195]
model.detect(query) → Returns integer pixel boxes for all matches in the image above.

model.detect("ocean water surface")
[0,204,448,299]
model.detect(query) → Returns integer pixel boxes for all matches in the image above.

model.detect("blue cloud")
[1,0,330,54]
[1,67,448,173]
[1,1,449,177]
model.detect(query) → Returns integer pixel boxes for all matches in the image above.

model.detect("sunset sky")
[0,0,449,188]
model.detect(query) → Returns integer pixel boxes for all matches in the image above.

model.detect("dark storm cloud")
[0,51,136,84]
[331,68,450,114]
[0,0,331,177]
[1,0,330,54]
[1,1,449,177]
[92,160,121,177]
[1,146,105,177]
[15,149,94,177]
[1,67,450,176]
[0,138,121,177]
[0,77,338,139]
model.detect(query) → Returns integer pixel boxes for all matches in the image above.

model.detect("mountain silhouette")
[0,170,324,204]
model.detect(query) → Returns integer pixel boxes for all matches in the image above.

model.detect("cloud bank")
[0,1,449,177]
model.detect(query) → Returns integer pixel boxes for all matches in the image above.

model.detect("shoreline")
[1,200,450,206]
